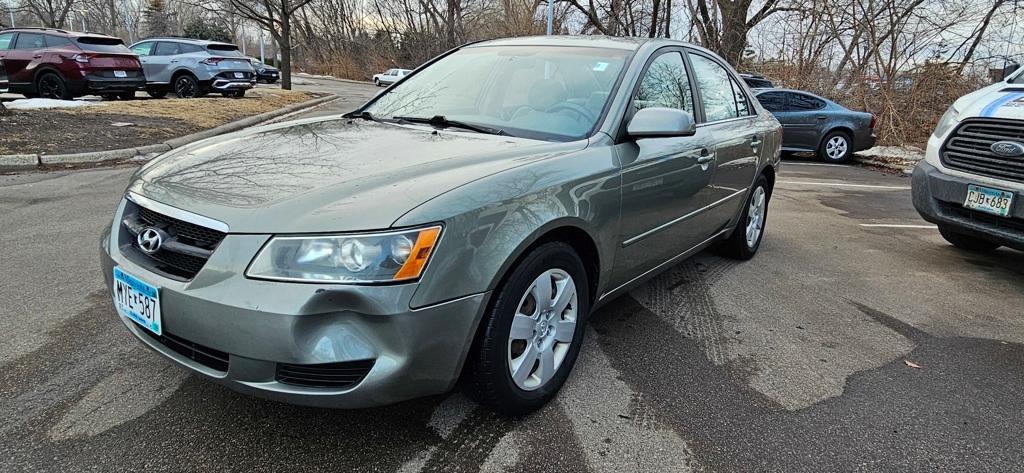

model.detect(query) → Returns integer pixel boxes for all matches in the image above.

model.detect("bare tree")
[20,0,76,27]
[224,0,316,89]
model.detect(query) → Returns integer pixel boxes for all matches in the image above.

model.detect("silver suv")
[129,38,255,98]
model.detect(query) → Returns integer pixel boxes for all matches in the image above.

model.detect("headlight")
[933,104,961,138]
[246,225,442,283]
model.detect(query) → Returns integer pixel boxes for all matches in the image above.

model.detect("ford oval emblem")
[991,140,1024,157]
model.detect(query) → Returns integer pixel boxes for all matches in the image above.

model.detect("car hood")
[128,117,587,233]
[955,81,1024,120]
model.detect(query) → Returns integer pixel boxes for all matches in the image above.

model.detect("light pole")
[6,1,14,28]
[546,0,553,35]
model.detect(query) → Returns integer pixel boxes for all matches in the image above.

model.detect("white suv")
[912,67,1024,252]
[372,68,410,87]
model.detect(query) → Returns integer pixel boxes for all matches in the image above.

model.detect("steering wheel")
[548,102,597,123]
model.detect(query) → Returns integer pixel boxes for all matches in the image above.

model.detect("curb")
[294,73,374,86]
[1,93,340,170]
[853,155,920,174]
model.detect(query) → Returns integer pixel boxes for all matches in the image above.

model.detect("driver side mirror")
[627,107,697,138]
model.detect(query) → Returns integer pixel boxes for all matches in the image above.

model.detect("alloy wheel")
[825,135,848,160]
[174,77,198,98]
[746,186,766,248]
[38,75,65,99]
[507,269,578,391]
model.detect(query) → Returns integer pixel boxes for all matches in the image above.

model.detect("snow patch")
[5,98,101,110]
[855,145,925,163]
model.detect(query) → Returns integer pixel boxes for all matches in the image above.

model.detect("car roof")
[137,37,236,47]
[1,27,120,40]
[469,35,699,52]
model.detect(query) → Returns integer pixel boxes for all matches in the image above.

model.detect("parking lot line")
[859,224,937,229]
[778,180,912,190]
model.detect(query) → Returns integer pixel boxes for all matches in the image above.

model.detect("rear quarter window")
[207,44,243,57]
[46,36,73,48]
[75,36,131,53]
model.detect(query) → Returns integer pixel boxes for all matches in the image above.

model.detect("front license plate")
[113,70,127,78]
[233,72,244,79]
[112,267,162,335]
[964,184,1013,217]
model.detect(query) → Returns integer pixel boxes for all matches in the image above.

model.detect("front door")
[5,32,46,87]
[612,49,719,287]
[686,52,762,228]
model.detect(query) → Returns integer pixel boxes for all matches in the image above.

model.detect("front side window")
[364,45,630,141]
[688,53,741,122]
[0,33,14,50]
[633,51,694,115]
[13,33,45,50]
[131,42,152,56]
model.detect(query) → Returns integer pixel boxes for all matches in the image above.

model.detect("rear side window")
[688,52,739,122]
[180,43,204,54]
[13,33,45,50]
[757,92,787,112]
[46,35,73,48]
[789,93,825,111]
[0,33,13,50]
[131,42,152,56]
[206,44,243,57]
[75,36,131,53]
[633,51,694,115]
[153,42,181,56]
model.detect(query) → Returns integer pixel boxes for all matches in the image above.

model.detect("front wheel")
[819,131,852,163]
[717,174,770,260]
[938,226,1000,252]
[467,242,589,416]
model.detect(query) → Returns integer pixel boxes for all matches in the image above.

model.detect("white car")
[372,68,411,87]
[912,66,1024,252]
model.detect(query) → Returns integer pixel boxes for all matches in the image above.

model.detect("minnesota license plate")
[964,185,1013,217]
[234,72,244,79]
[112,267,161,335]
[113,70,127,78]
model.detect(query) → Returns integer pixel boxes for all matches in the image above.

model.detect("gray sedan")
[100,36,781,415]
[755,89,876,163]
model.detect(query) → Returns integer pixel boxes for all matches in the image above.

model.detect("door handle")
[696,156,714,164]
[815,115,827,120]
[750,136,762,152]
[696,148,715,166]
[32,55,43,59]
[170,59,179,63]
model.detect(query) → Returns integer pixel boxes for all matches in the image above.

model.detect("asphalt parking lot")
[2,80,1023,472]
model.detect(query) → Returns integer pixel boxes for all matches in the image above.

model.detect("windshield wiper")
[343,110,379,122]
[392,115,507,136]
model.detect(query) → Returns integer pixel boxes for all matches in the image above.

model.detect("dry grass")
[63,88,315,128]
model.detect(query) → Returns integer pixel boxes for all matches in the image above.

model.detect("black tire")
[467,241,590,416]
[938,226,1000,252]
[374,78,381,87]
[118,91,136,100]
[146,89,167,99]
[172,74,200,98]
[36,72,73,100]
[222,90,245,98]
[267,79,277,84]
[717,174,770,260]
[819,131,852,163]
[100,93,119,101]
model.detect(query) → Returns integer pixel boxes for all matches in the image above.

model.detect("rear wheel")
[36,72,72,100]
[938,225,1000,252]
[717,174,770,260]
[468,242,589,416]
[819,131,852,163]
[173,74,200,98]
[118,91,136,100]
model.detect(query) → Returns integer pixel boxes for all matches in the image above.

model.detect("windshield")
[363,45,630,141]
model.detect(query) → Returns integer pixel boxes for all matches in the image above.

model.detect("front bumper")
[99,200,489,408]
[912,160,1024,251]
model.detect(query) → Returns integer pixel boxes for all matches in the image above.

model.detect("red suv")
[0,28,144,100]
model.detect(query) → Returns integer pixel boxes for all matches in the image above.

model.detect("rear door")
[612,48,720,284]
[784,92,828,150]
[686,51,762,229]
[756,91,796,148]
[147,41,181,83]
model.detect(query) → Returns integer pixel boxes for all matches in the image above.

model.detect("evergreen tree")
[143,0,171,38]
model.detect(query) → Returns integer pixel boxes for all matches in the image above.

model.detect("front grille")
[941,118,1024,183]
[939,202,1024,232]
[140,328,229,372]
[120,201,226,280]
[276,360,375,389]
